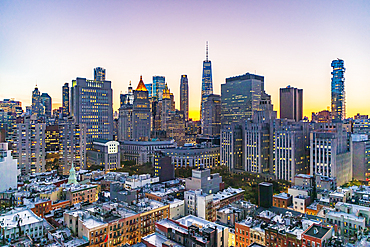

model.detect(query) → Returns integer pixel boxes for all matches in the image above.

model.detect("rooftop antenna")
[206,41,209,61]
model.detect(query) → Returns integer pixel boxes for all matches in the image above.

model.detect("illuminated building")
[45,125,59,153]
[94,66,106,81]
[220,124,243,171]
[310,123,352,186]
[331,59,346,121]
[0,99,22,116]
[201,41,213,130]
[180,75,189,121]
[351,134,370,182]
[152,75,166,100]
[202,94,221,136]
[32,86,43,117]
[62,82,69,117]
[145,83,153,98]
[132,76,151,141]
[221,72,271,127]
[279,86,303,122]
[118,82,134,141]
[13,120,46,174]
[40,92,52,117]
[58,119,87,175]
[87,140,120,172]
[311,110,332,123]
[71,68,113,145]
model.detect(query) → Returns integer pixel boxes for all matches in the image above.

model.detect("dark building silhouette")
[154,152,175,182]
[258,182,273,208]
[280,86,303,122]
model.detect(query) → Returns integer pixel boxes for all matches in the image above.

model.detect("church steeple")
[67,163,78,185]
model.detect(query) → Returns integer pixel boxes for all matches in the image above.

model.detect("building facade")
[180,75,189,121]
[279,86,303,122]
[201,42,213,130]
[87,140,120,172]
[203,94,221,137]
[62,82,70,117]
[132,76,151,141]
[331,59,346,121]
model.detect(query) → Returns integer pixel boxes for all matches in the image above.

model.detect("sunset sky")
[1,0,370,120]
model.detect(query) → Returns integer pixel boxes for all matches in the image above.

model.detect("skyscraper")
[331,59,346,121]
[152,76,166,100]
[203,94,221,137]
[221,73,271,126]
[71,69,113,145]
[118,83,134,141]
[62,83,70,117]
[40,93,52,117]
[32,86,42,117]
[94,67,106,81]
[201,42,213,128]
[180,75,189,121]
[132,76,151,141]
[280,86,303,122]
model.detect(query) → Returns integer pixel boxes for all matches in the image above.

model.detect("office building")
[132,76,151,141]
[351,134,370,182]
[203,94,221,137]
[0,99,22,116]
[331,59,346,121]
[118,83,134,141]
[0,142,18,192]
[62,82,69,117]
[45,125,60,153]
[166,110,186,146]
[71,69,113,145]
[31,86,43,117]
[244,106,276,174]
[280,86,303,122]
[59,119,87,175]
[180,75,189,121]
[40,92,52,117]
[120,139,177,165]
[220,124,243,171]
[258,182,273,208]
[310,123,352,186]
[201,42,213,129]
[93,66,106,81]
[221,72,271,127]
[185,167,222,194]
[311,110,332,123]
[274,119,310,182]
[13,121,46,174]
[145,83,153,98]
[152,76,166,100]
[87,140,120,172]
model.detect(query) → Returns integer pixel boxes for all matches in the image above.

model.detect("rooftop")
[273,193,291,200]
[0,208,43,228]
[303,224,331,239]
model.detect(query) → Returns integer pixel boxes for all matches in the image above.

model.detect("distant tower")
[280,86,303,122]
[153,76,166,100]
[331,59,346,121]
[62,83,70,117]
[180,75,189,121]
[40,93,52,117]
[132,76,151,141]
[32,86,42,117]
[94,67,106,81]
[201,42,213,128]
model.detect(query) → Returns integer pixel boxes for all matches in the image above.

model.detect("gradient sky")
[1,0,370,120]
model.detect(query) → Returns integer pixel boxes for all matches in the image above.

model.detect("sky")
[1,0,370,120]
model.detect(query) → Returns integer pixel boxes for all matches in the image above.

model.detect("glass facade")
[152,76,166,100]
[201,43,213,127]
[331,59,346,122]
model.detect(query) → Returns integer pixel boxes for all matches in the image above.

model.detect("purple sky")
[1,0,370,120]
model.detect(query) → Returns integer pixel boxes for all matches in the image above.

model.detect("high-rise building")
[202,94,221,137]
[221,73,271,127]
[331,59,346,122]
[310,123,352,186]
[273,119,310,182]
[220,124,243,171]
[62,83,70,117]
[351,134,370,182]
[280,86,303,122]
[32,86,43,117]
[94,67,106,81]
[244,105,276,174]
[13,119,46,174]
[59,119,87,175]
[145,83,153,98]
[180,75,189,121]
[132,76,151,141]
[0,142,18,192]
[118,83,134,141]
[152,76,166,100]
[201,42,213,128]
[71,69,113,145]
[258,182,273,208]
[40,93,52,117]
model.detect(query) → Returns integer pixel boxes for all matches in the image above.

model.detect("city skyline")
[1,1,370,120]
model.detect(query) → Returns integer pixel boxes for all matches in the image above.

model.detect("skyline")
[1,1,370,120]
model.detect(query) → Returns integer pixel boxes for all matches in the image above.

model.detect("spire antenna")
[206,41,209,61]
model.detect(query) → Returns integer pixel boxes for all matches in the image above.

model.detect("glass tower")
[62,83,70,117]
[152,76,166,100]
[40,93,52,117]
[180,75,189,121]
[331,59,346,122]
[94,67,106,81]
[201,41,213,128]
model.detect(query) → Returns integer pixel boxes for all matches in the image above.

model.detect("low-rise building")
[273,193,292,209]
[87,140,121,172]
[65,184,99,205]
[301,224,333,247]
[326,211,365,237]
[292,195,311,213]
[185,167,223,194]
[125,174,159,190]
